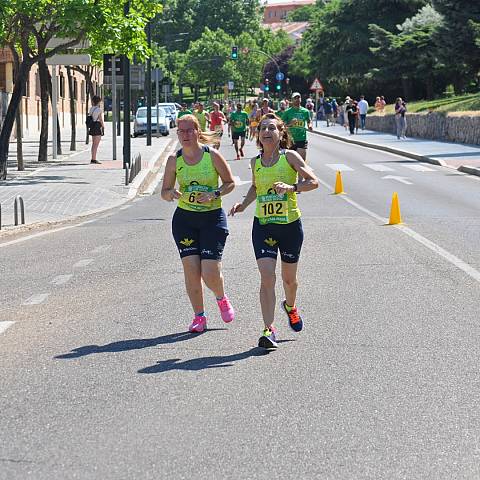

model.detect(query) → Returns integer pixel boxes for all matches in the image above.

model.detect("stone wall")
[365,112,480,146]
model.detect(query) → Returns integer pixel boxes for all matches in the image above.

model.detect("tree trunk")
[15,100,24,171]
[426,74,434,100]
[66,66,76,151]
[0,60,31,180]
[38,59,50,162]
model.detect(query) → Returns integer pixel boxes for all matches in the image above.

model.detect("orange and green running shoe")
[282,300,303,332]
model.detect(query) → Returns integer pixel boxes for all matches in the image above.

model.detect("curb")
[127,137,178,199]
[309,129,480,176]
[0,139,178,242]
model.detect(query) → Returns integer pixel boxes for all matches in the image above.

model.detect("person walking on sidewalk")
[228,113,318,349]
[283,92,312,161]
[345,98,358,135]
[358,95,369,130]
[394,97,407,139]
[161,114,236,333]
[88,96,104,164]
[230,103,249,160]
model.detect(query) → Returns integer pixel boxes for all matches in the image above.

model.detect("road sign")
[47,38,90,49]
[276,71,285,82]
[46,54,91,65]
[228,81,234,91]
[310,77,323,91]
[103,54,124,76]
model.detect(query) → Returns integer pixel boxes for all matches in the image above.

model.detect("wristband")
[214,189,221,199]
[293,183,298,192]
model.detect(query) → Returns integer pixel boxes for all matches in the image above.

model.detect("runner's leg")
[257,257,277,328]
[181,255,204,314]
[201,259,225,298]
[281,261,299,307]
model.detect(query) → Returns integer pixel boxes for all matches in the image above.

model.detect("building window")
[35,72,41,97]
[73,78,78,100]
[59,73,65,98]
[81,80,85,102]
[0,64,6,91]
[22,76,30,97]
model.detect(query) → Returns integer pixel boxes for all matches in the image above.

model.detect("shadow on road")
[54,329,227,359]
[138,340,294,374]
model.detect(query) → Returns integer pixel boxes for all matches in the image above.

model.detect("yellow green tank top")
[176,146,221,212]
[254,151,300,224]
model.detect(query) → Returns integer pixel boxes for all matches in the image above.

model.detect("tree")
[293,0,427,96]
[0,0,160,178]
[369,5,445,99]
[286,4,317,22]
[431,0,480,93]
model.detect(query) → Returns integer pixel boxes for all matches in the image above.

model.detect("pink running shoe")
[216,296,235,323]
[189,315,207,333]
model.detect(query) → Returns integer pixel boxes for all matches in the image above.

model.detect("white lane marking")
[73,259,94,268]
[92,244,111,254]
[325,163,354,172]
[232,175,252,186]
[0,321,15,335]
[318,177,480,284]
[363,163,395,172]
[51,274,73,286]
[23,293,50,306]
[402,164,435,172]
[382,175,413,185]
[119,205,131,210]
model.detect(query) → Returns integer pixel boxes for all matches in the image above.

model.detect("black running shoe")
[258,327,278,349]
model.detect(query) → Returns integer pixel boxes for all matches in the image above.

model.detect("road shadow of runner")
[54,329,227,359]
[138,341,295,374]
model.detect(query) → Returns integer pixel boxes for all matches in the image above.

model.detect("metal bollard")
[14,195,25,226]
[125,164,130,185]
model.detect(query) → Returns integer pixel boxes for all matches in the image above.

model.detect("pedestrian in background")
[395,97,407,139]
[161,114,236,333]
[358,95,369,130]
[88,95,104,164]
[345,98,358,135]
[374,96,382,114]
[380,96,386,114]
[331,98,338,126]
[338,101,346,129]
[324,98,333,127]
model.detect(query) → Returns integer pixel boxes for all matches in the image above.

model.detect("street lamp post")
[123,0,131,169]
[146,21,152,146]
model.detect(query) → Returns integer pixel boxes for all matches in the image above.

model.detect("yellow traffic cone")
[334,171,345,194]
[388,192,403,225]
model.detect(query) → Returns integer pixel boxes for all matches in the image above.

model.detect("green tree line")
[289,0,480,101]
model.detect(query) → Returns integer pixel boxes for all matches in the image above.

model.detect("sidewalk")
[0,126,177,236]
[311,122,480,176]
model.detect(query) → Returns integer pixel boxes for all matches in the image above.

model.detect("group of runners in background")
[162,93,317,349]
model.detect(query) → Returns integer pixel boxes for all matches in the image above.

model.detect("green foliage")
[381,93,480,114]
[286,4,317,22]
[292,0,427,92]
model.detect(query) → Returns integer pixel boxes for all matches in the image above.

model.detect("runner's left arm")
[196,149,235,203]
[273,151,318,194]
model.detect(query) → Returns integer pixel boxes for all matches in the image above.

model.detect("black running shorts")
[252,217,303,263]
[172,207,229,260]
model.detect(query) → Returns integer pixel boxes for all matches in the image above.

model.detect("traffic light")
[231,46,238,60]
[264,78,270,92]
[276,83,281,91]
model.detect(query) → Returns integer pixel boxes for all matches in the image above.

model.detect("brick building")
[263,0,315,24]
[0,47,102,139]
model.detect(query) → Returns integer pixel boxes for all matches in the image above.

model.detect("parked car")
[133,107,170,137]
[157,103,180,127]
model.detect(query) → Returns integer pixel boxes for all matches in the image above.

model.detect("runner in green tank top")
[229,113,318,349]
[193,102,209,131]
[161,114,236,333]
[229,103,249,160]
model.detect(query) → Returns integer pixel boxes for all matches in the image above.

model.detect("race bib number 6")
[184,184,212,210]
[258,193,288,224]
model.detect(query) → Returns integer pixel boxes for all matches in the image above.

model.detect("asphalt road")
[1,131,479,479]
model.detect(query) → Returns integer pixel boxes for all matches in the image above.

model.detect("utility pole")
[123,1,131,168]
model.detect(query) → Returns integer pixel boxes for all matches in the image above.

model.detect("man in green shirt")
[283,92,313,161]
[229,103,249,160]
[193,102,209,131]
[177,103,192,124]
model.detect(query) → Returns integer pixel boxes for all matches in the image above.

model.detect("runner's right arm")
[161,155,182,201]
[229,157,257,216]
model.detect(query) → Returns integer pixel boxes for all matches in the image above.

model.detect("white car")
[133,107,170,137]
[157,103,180,128]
